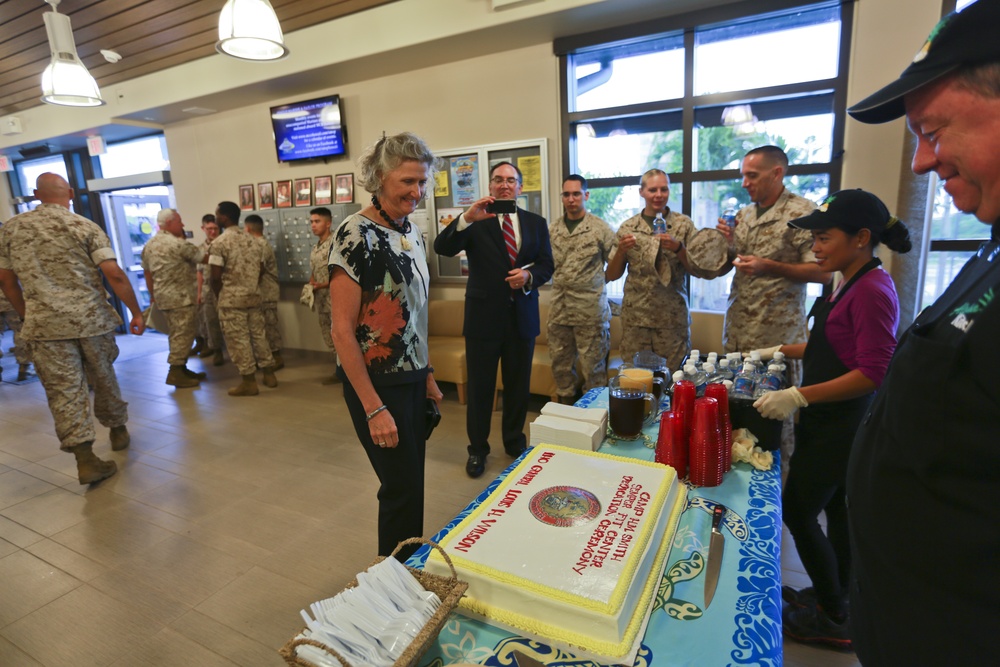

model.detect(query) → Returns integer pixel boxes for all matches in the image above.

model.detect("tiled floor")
[0,332,859,666]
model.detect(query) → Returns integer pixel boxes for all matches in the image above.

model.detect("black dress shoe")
[504,443,527,458]
[466,454,486,478]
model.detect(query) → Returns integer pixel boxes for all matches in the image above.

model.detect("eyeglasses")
[490,177,520,186]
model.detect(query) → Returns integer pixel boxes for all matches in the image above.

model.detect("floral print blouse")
[329,213,430,384]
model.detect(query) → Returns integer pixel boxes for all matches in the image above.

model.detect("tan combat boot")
[271,351,284,370]
[190,336,205,357]
[261,367,278,388]
[72,442,117,484]
[16,363,30,382]
[166,365,200,388]
[213,350,225,366]
[110,424,130,451]
[228,374,259,396]
[181,366,207,380]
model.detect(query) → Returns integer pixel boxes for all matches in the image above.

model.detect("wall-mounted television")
[269,94,346,163]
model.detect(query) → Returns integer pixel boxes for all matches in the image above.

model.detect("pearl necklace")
[371,195,412,250]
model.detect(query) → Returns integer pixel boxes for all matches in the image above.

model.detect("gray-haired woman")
[328,132,443,561]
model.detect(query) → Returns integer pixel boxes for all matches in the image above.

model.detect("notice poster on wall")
[518,155,542,192]
[434,171,449,198]
[450,156,479,205]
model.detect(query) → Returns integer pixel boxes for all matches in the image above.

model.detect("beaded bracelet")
[366,405,388,421]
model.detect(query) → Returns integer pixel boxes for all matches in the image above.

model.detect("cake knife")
[703,503,726,610]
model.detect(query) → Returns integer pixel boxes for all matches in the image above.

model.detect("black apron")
[794,258,881,479]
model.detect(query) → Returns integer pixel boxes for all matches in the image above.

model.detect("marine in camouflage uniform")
[209,202,276,396]
[246,222,283,365]
[309,208,338,384]
[196,224,224,363]
[610,209,716,373]
[141,209,205,387]
[547,179,617,400]
[0,285,31,381]
[723,187,818,353]
[0,173,145,485]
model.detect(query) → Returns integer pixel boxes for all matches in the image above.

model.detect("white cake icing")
[425,444,686,660]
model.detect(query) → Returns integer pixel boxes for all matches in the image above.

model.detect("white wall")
[166,43,561,350]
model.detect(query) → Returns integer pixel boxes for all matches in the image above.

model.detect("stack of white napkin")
[292,557,441,667]
[528,402,609,451]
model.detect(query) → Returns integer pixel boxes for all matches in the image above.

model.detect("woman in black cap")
[750,189,911,650]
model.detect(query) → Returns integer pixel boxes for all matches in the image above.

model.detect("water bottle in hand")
[653,212,668,235]
[732,362,757,399]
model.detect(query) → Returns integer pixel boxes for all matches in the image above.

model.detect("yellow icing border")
[455,484,687,658]
[429,444,678,614]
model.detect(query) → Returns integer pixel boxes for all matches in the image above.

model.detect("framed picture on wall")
[276,179,292,208]
[314,175,333,206]
[294,178,312,207]
[335,173,354,204]
[258,182,274,209]
[239,184,254,211]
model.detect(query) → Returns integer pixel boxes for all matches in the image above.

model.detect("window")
[557,1,849,311]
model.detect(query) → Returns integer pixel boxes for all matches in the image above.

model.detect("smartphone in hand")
[486,199,517,215]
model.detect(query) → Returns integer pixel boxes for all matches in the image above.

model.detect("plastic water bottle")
[653,212,668,235]
[684,363,708,396]
[706,351,719,368]
[732,362,757,399]
[716,357,735,382]
[753,364,785,398]
[722,208,738,228]
[689,349,702,370]
[704,363,725,385]
[749,350,766,376]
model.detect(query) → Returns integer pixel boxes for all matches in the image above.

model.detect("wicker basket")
[279,538,468,667]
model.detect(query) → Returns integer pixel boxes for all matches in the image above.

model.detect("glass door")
[99,186,172,312]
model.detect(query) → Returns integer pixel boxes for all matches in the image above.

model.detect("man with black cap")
[846,1,1000,663]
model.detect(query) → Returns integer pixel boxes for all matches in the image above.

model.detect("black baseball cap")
[848,0,1000,124]
[788,189,895,234]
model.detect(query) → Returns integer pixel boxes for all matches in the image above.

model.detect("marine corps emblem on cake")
[529,486,601,527]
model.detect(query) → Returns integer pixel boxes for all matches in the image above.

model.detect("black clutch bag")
[425,398,442,439]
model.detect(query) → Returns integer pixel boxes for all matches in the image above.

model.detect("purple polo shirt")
[825,267,899,387]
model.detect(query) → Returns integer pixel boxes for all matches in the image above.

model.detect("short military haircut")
[310,207,332,220]
[156,208,178,228]
[564,174,588,191]
[202,213,215,224]
[745,145,789,169]
[217,201,241,224]
[244,214,263,232]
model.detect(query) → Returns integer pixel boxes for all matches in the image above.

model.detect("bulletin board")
[428,139,548,283]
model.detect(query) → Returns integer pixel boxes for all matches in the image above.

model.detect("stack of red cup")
[656,379,733,486]
[704,383,733,473]
[689,397,724,487]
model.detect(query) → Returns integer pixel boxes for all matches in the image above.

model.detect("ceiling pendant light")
[40,0,105,107]
[216,0,290,61]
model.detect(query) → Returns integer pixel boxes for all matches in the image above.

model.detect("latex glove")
[754,387,808,420]
[745,344,783,361]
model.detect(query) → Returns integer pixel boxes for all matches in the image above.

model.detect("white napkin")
[300,284,315,310]
[731,428,773,470]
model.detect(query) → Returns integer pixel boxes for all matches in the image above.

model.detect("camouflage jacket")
[724,188,817,351]
[252,235,280,304]
[208,227,263,308]
[548,212,616,326]
[0,203,121,340]
[141,231,201,310]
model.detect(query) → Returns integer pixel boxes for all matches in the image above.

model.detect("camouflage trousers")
[316,288,334,349]
[0,310,30,364]
[31,332,127,450]
[163,305,197,366]
[620,324,689,377]
[547,321,611,397]
[262,302,282,352]
[218,306,274,375]
[199,289,224,350]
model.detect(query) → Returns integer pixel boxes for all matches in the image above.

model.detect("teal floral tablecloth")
[407,388,783,667]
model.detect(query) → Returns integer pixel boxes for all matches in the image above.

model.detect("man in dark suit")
[435,162,554,478]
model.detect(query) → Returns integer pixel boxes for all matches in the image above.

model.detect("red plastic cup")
[655,411,688,479]
[704,383,732,473]
[690,397,723,487]
[671,380,696,440]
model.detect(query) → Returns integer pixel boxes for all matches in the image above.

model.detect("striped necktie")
[502,214,517,267]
